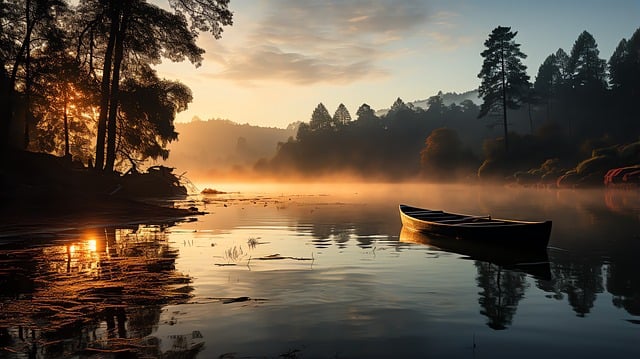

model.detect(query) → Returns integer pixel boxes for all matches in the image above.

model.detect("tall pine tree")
[568,31,607,90]
[309,103,332,131]
[478,26,529,152]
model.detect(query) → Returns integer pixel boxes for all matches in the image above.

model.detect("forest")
[1,1,638,188]
[1,0,232,172]
[259,27,640,186]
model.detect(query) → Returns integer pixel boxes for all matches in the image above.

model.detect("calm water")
[1,183,639,358]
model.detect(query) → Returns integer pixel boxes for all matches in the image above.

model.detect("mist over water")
[1,182,638,358]
[171,182,639,357]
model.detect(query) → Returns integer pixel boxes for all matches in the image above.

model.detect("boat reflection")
[399,227,552,281]
[400,227,552,330]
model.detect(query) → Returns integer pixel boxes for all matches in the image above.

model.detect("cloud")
[425,31,473,52]
[204,0,431,85]
[212,45,387,85]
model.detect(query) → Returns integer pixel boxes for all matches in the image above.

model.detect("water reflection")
[399,227,547,330]
[399,227,551,280]
[476,262,527,330]
[0,225,197,358]
[1,184,639,357]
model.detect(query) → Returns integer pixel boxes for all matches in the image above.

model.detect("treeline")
[258,97,486,179]
[258,27,640,183]
[0,1,232,173]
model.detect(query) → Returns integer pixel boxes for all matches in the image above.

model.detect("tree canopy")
[0,0,233,174]
[478,26,530,152]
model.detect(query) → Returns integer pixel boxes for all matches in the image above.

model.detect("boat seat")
[456,222,519,226]
[438,216,489,223]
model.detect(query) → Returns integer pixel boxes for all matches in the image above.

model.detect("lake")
[1,183,639,358]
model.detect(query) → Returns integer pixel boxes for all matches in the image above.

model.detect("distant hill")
[376,90,479,116]
[412,90,480,109]
[161,119,296,179]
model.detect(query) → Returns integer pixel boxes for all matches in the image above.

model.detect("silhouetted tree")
[420,127,475,179]
[332,103,352,127]
[29,47,96,162]
[295,122,311,141]
[562,31,608,139]
[554,48,571,83]
[388,97,409,115]
[309,103,332,131]
[478,26,530,152]
[460,99,478,114]
[568,31,607,90]
[1,0,68,150]
[608,39,629,91]
[609,28,640,95]
[356,103,376,121]
[79,0,232,172]
[426,93,445,123]
[607,27,640,140]
[534,53,560,121]
[117,77,191,167]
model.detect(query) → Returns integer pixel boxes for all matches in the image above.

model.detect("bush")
[575,155,619,175]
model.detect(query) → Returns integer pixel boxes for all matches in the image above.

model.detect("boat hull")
[399,204,552,248]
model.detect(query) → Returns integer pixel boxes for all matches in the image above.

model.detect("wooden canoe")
[399,204,552,248]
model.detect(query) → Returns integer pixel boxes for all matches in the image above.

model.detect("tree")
[0,0,68,150]
[295,122,311,141]
[609,28,640,95]
[332,103,352,127]
[78,0,232,172]
[478,26,530,152]
[426,93,445,122]
[567,31,607,90]
[532,53,560,122]
[460,99,478,114]
[534,54,559,104]
[608,28,640,140]
[29,45,97,162]
[554,48,571,84]
[389,97,409,115]
[309,103,332,131]
[116,76,191,168]
[609,38,630,91]
[420,127,470,178]
[356,103,376,121]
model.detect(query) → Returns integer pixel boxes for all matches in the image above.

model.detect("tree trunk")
[104,6,128,173]
[7,0,36,151]
[528,102,533,134]
[0,64,10,151]
[95,1,121,171]
[23,5,31,150]
[63,93,70,157]
[501,44,509,152]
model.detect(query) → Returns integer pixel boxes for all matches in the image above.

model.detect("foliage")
[568,31,607,90]
[332,103,352,127]
[0,0,233,175]
[477,26,530,152]
[356,103,376,122]
[308,103,332,131]
[0,0,69,149]
[266,99,484,179]
[266,26,640,184]
[116,76,191,170]
[420,128,477,180]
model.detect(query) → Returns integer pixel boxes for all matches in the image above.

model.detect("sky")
[154,0,640,129]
